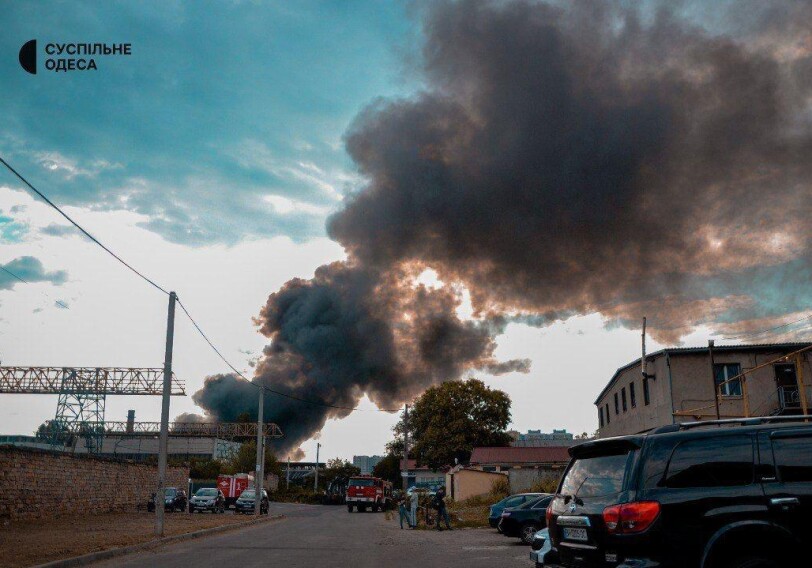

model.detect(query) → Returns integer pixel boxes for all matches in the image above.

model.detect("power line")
[175,297,401,412]
[0,157,170,295]
[721,313,812,340]
[0,264,69,309]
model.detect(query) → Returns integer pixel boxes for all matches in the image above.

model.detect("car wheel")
[521,524,539,545]
[347,505,353,512]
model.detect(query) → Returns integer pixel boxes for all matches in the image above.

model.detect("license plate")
[562,527,588,541]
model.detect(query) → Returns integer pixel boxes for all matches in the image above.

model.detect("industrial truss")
[2,367,186,453]
[37,421,284,440]
[0,367,186,395]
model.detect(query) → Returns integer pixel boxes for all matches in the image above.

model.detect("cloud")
[0,214,28,243]
[33,151,121,179]
[0,2,414,246]
[40,224,75,238]
[0,256,68,290]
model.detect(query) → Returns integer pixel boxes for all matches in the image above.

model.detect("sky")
[2,1,811,462]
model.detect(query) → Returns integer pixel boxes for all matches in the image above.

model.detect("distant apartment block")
[510,429,574,447]
[595,342,812,438]
[352,454,384,474]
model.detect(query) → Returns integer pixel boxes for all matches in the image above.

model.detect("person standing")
[434,486,452,531]
[409,488,419,528]
[398,495,410,529]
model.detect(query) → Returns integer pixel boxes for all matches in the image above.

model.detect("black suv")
[543,417,810,568]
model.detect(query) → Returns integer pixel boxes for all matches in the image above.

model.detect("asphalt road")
[92,503,532,568]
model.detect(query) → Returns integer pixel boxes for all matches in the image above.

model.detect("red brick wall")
[0,446,189,520]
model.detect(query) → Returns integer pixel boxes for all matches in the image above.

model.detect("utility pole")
[708,339,720,420]
[255,387,265,516]
[286,457,290,489]
[313,442,321,493]
[402,404,409,491]
[155,291,176,537]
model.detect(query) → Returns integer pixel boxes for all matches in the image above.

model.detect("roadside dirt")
[0,511,258,567]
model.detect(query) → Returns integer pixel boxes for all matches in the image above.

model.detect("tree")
[321,459,361,486]
[324,458,360,477]
[223,440,282,477]
[389,378,512,469]
[189,458,222,480]
[372,453,401,486]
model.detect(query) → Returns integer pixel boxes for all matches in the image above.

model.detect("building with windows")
[352,455,384,474]
[510,429,574,447]
[594,343,812,438]
[402,459,446,489]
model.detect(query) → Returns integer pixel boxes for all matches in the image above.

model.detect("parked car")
[489,493,544,529]
[530,528,552,567]
[543,416,812,568]
[189,487,226,514]
[499,494,553,544]
[146,488,187,513]
[234,488,269,514]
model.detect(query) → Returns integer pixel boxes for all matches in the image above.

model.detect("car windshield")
[165,489,176,496]
[559,450,631,504]
[349,478,375,487]
[240,491,255,499]
[196,489,218,497]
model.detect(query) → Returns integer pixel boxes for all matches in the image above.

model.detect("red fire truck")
[346,475,392,512]
[217,473,253,507]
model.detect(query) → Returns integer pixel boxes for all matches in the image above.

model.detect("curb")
[33,514,285,568]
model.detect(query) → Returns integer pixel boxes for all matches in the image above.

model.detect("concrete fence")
[0,445,188,521]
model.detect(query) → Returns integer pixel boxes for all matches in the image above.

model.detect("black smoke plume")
[189,0,812,455]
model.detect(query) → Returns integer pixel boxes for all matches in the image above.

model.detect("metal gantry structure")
[0,367,186,452]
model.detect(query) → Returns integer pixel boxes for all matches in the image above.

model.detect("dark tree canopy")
[372,453,402,486]
[222,440,282,477]
[388,378,511,469]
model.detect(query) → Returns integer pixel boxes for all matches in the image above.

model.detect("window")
[772,435,812,482]
[503,495,524,508]
[614,392,619,415]
[606,403,610,423]
[532,496,553,509]
[629,382,636,408]
[643,377,651,406]
[714,363,743,396]
[560,451,631,505]
[621,387,627,412]
[599,406,604,428]
[662,436,753,488]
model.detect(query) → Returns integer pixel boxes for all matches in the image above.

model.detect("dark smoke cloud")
[330,0,812,342]
[191,262,525,455]
[191,0,812,454]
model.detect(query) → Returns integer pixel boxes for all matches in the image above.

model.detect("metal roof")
[469,446,571,464]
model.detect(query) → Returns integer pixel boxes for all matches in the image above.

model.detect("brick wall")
[0,446,189,520]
